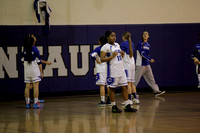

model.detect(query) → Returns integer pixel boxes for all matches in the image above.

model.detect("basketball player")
[101,30,137,113]
[120,32,139,104]
[21,34,43,109]
[134,31,165,97]
[90,36,111,107]
[191,33,200,88]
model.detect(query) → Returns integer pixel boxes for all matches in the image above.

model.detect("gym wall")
[0,0,200,94]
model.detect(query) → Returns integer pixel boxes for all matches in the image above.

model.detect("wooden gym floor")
[0,91,200,133]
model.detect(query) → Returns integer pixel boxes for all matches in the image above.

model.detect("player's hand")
[47,62,52,65]
[96,60,101,64]
[112,51,118,57]
[120,50,125,57]
[150,59,155,63]
[41,73,44,78]
[194,60,200,65]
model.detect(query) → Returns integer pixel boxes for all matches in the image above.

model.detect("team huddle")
[91,30,165,113]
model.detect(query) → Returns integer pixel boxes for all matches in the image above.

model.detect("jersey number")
[117,55,122,61]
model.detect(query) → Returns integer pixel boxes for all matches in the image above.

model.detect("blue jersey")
[90,45,106,73]
[90,46,102,61]
[136,41,152,66]
[191,44,200,60]
[120,40,135,55]
[21,45,41,64]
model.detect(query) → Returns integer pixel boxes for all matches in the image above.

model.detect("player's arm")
[41,60,52,65]
[39,64,43,78]
[100,51,117,62]
[138,43,154,63]
[96,58,101,64]
[191,46,200,65]
[128,36,133,58]
[120,50,125,58]
[192,57,200,65]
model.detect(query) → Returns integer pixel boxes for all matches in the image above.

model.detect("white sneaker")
[154,91,165,97]
[121,100,133,105]
[198,85,200,88]
[129,100,133,105]
[133,98,140,104]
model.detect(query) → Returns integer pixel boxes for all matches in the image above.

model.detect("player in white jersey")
[101,30,137,113]
[120,32,139,104]
[21,34,43,109]
[90,36,111,107]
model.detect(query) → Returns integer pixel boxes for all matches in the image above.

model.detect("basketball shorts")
[96,73,107,85]
[24,76,41,83]
[107,72,128,88]
[125,69,135,82]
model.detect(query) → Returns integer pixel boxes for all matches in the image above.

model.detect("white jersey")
[123,53,135,70]
[101,43,125,77]
[21,46,41,80]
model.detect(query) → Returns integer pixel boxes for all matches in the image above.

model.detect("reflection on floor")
[0,91,200,133]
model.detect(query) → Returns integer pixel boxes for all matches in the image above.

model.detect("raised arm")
[128,36,133,58]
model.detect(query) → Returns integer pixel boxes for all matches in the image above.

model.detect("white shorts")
[107,72,128,88]
[24,76,41,83]
[125,69,135,82]
[96,73,107,85]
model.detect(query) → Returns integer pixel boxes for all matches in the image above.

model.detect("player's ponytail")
[24,34,34,64]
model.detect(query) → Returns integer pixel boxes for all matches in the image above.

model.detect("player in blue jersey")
[120,32,139,104]
[90,36,111,107]
[21,34,43,109]
[134,31,165,97]
[191,33,200,88]
[101,30,137,113]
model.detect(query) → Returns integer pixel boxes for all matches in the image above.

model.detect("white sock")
[111,102,116,106]
[25,98,30,104]
[198,74,200,85]
[101,96,105,102]
[34,98,39,104]
[124,100,130,106]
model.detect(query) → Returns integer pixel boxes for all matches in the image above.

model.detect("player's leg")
[130,68,139,104]
[108,77,122,113]
[143,65,165,96]
[96,73,106,106]
[32,81,42,109]
[121,82,133,105]
[197,65,200,88]
[128,82,133,103]
[131,82,140,104]
[106,87,111,105]
[122,85,137,112]
[119,73,137,112]
[134,66,145,87]
[25,83,31,108]
[109,87,122,113]
[122,69,133,105]
[98,85,106,107]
